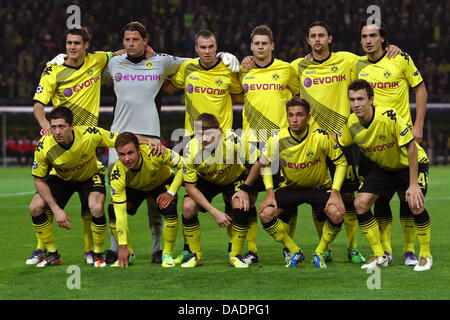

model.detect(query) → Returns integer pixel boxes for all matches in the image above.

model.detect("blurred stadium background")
[0,0,449,166]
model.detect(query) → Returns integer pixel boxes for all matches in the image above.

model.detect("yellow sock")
[315,220,342,254]
[376,215,393,254]
[182,216,202,259]
[414,209,432,258]
[263,218,300,253]
[91,215,106,254]
[245,207,258,253]
[343,209,358,249]
[32,213,57,253]
[162,214,179,255]
[357,211,384,257]
[81,211,94,253]
[312,210,325,240]
[400,201,416,253]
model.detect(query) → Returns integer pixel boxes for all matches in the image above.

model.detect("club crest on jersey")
[383,70,391,79]
[331,66,338,72]
[378,134,387,141]
[306,150,314,158]
[86,68,93,76]
[215,76,223,86]
[146,61,154,69]
[272,72,280,81]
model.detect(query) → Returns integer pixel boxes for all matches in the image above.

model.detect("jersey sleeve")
[160,148,184,194]
[161,54,191,77]
[170,61,188,89]
[109,163,129,245]
[391,110,415,147]
[287,64,300,95]
[31,137,50,178]
[400,53,424,88]
[229,72,244,95]
[182,140,198,184]
[83,127,118,148]
[33,65,57,105]
[93,51,112,69]
[337,121,355,147]
[320,134,347,191]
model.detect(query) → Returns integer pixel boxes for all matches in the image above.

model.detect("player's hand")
[118,245,129,267]
[240,56,255,70]
[217,52,240,72]
[212,211,232,228]
[53,208,72,230]
[145,45,156,59]
[47,53,67,66]
[156,192,174,209]
[231,190,250,211]
[325,190,345,216]
[411,125,423,144]
[40,121,51,136]
[405,184,425,210]
[385,44,401,59]
[148,140,165,156]
[258,192,277,215]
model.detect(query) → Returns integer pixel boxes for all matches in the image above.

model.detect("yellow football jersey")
[338,105,429,171]
[33,51,113,126]
[109,144,183,202]
[352,52,423,127]
[264,126,347,190]
[32,126,117,181]
[170,59,243,135]
[183,131,258,185]
[291,51,359,133]
[240,58,300,142]
[109,144,183,245]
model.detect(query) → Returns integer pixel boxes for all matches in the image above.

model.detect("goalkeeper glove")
[216,52,240,72]
[47,53,67,66]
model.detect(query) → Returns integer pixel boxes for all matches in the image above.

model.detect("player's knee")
[326,207,343,224]
[354,196,370,214]
[89,203,104,218]
[259,207,275,224]
[182,198,198,218]
[29,195,45,217]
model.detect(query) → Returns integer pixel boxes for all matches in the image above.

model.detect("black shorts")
[45,173,106,212]
[275,187,331,220]
[328,144,359,193]
[125,176,177,217]
[358,163,429,198]
[185,175,246,212]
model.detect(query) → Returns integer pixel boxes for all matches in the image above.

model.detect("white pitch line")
[0,191,35,197]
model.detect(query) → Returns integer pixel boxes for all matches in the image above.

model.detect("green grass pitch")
[0,166,449,302]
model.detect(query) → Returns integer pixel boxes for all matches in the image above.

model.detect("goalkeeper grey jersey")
[107,53,189,137]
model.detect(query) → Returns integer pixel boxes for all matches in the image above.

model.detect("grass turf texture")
[0,166,449,301]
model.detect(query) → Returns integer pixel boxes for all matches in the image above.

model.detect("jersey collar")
[126,53,147,64]
[368,51,387,64]
[360,105,376,128]
[288,125,309,144]
[255,58,275,69]
[313,52,332,64]
[199,59,221,71]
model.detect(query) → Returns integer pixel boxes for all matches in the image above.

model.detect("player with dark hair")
[353,21,428,266]
[108,132,183,268]
[29,107,117,268]
[338,80,431,271]
[236,96,348,268]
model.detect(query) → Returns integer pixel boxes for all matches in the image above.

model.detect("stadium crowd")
[0,0,448,104]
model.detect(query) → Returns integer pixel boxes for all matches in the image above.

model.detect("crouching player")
[181,113,258,268]
[29,107,119,268]
[108,132,183,268]
[338,79,432,271]
[235,96,348,268]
